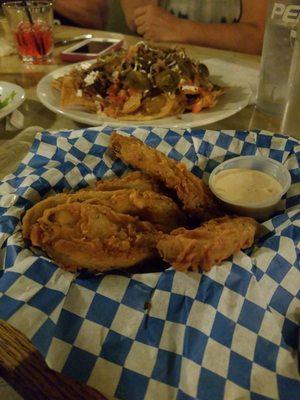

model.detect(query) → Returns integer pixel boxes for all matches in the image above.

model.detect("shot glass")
[2,1,54,63]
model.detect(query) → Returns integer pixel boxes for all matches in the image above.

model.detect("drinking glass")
[2,1,54,63]
[281,23,300,136]
[256,0,300,116]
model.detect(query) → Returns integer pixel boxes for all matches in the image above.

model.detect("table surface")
[0,24,294,181]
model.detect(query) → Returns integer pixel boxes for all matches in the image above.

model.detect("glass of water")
[281,23,300,137]
[256,0,300,116]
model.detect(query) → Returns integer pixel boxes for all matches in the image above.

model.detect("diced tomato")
[198,87,207,96]
[191,100,204,113]
[107,86,129,107]
[108,85,118,98]
[118,89,127,100]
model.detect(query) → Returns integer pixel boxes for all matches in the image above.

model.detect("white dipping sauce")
[211,168,283,204]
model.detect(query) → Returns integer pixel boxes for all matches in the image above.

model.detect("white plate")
[0,82,26,121]
[37,58,252,128]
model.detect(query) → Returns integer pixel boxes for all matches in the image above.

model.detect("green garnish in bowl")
[0,91,17,110]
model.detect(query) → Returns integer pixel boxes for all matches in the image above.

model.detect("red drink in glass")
[14,21,53,61]
[3,1,54,63]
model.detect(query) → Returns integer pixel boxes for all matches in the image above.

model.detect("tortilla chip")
[60,76,96,111]
[121,91,142,114]
[186,88,225,112]
[51,77,64,91]
[170,94,187,115]
[113,94,177,121]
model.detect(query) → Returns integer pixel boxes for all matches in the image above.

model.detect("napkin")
[0,126,43,180]
[5,109,25,132]
[0,379,22,400]
[0,38,16,57]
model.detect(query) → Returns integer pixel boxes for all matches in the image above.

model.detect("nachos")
[52,42,224,120]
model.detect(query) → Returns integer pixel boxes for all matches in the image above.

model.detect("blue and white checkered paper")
[0,126,299,400]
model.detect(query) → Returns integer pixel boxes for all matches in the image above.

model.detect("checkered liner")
[0,126,299,400]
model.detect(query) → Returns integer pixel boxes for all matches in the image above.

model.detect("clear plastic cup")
[2,1,54,63]
[209,156,291,221]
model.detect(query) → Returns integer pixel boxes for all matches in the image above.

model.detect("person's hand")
[133,4,183,42]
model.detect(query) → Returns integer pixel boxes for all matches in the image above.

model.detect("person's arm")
[133,0,268,55]
[54,0,109,30]
[120,0,157,31]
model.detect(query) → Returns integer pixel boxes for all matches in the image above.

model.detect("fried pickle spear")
[157,216,258,272]
[29,202,160,272]
[83,189,185,232]
[23,171,159,239]
[94,171,160,192]
[109,132,221,220]
[23,188,185,238]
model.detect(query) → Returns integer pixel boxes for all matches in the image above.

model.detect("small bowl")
[209,155,291,221]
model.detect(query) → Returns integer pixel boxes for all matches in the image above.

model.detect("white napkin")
[0,379,22,400]
[5,109,25,131]
[0,126,43,180]
[0,38,16,57]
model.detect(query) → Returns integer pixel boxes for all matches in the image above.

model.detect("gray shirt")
[159,0,241,23]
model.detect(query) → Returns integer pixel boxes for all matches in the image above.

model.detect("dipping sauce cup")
[2,1,54,63]
[209,155,291,221]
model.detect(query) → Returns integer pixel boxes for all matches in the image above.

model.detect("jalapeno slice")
[154,70,180,92]
[124,70,151,90]
[198,63,209,79]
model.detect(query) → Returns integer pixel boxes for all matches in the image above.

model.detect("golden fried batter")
[29,202,160,272]
[23,193,69,239]
[23,188,185,238]
[157,216,258,272]
[22,136,259,276]
[109,132,221,220]
[85,189,186,232]
[94,171,160,192]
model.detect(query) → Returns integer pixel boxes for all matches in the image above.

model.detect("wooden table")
[0,24,296,400]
